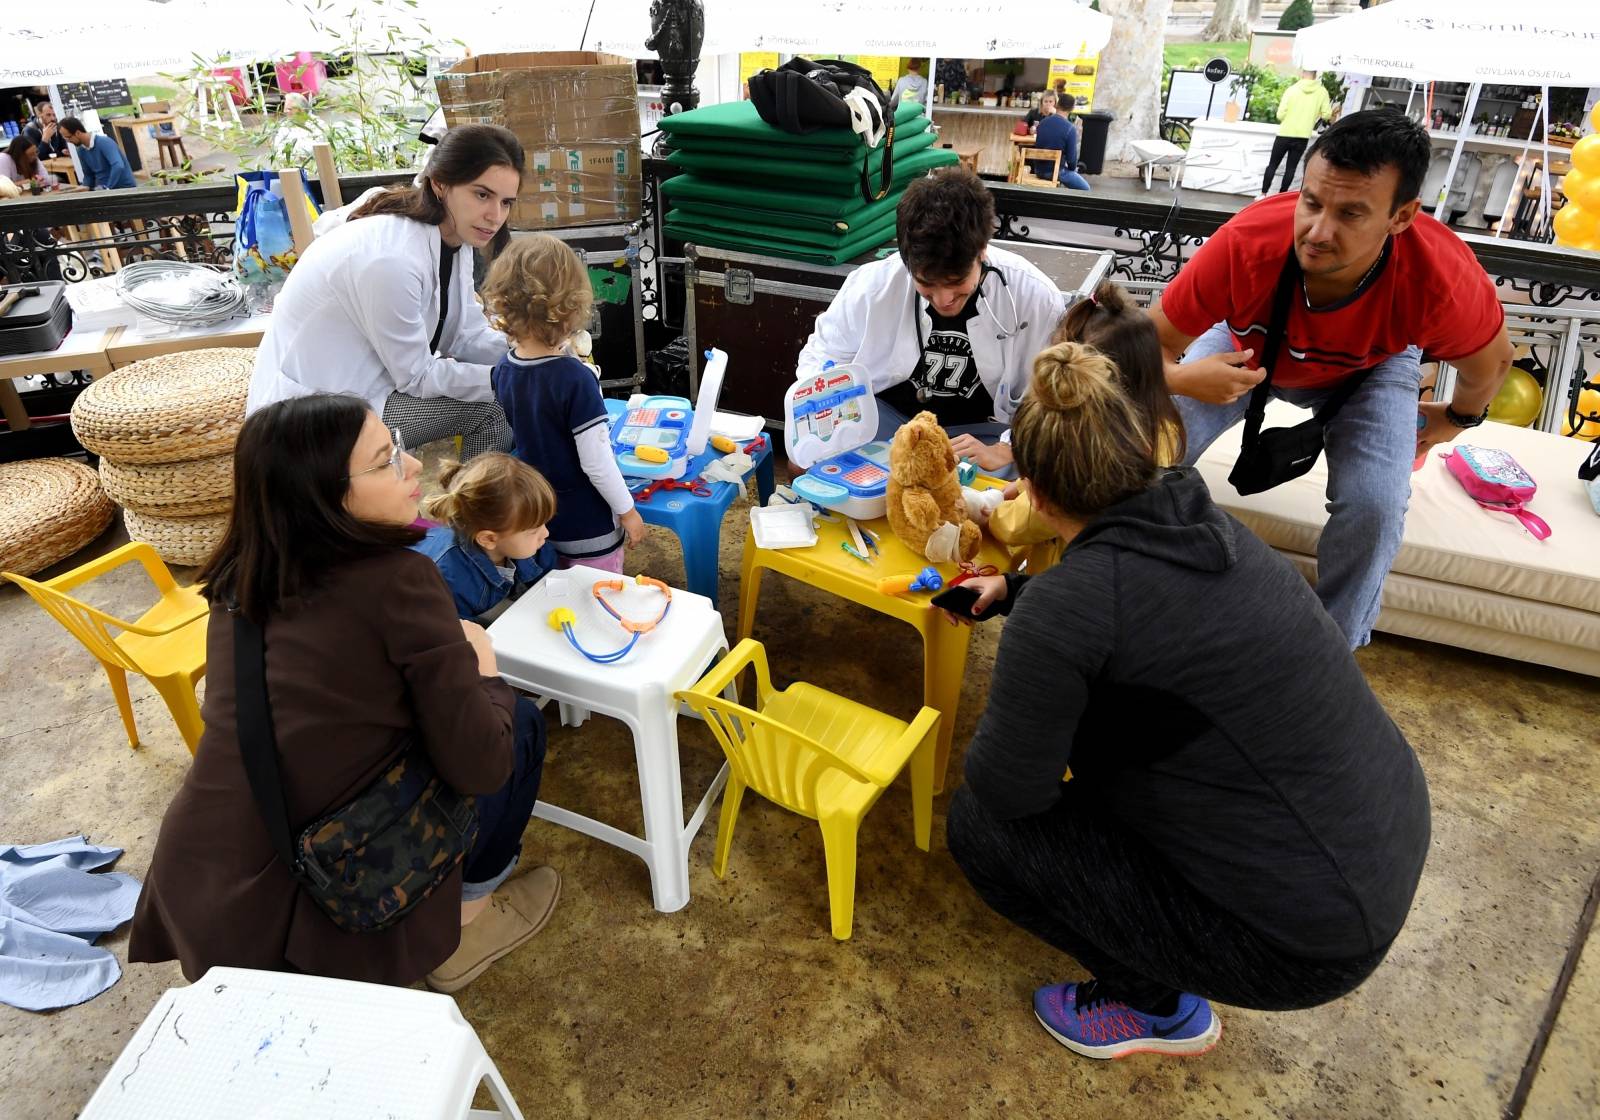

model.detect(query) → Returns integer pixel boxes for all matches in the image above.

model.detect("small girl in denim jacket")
[415,452,558,625]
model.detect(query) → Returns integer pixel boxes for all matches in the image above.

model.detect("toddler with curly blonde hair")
[483,234,644,572]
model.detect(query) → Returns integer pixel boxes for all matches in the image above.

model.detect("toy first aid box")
[611,395,691,479]
[784,363,891,520]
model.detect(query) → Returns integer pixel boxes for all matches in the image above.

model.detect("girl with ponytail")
[414,452,559,624]
[944,338,1431,1062]
[987,280,1182,572]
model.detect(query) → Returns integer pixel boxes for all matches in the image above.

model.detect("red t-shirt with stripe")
[1159,192,1504,390]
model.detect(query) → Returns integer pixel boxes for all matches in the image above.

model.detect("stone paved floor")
[2,449,1597,1119]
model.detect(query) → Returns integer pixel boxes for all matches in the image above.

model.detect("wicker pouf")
[124,508,230,568]
[0,459,116,577]
[71,347,255,465]
[100,452,234,517]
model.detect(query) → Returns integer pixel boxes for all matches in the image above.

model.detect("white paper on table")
[710,411,764,441]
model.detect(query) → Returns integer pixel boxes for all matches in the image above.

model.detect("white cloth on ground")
[0,836,141,1011]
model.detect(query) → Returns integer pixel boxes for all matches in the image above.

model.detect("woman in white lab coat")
[247,124,524,459]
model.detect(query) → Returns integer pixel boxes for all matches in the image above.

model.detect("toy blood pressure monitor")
[784,362,892,520]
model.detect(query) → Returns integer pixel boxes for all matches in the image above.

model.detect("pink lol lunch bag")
[1442,445,1551,540]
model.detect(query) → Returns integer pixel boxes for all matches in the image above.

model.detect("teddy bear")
[885,411,982,564]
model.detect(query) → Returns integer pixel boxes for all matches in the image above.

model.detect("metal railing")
[6,162,1596,438]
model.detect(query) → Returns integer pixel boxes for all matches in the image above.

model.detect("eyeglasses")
[347,427,407,482]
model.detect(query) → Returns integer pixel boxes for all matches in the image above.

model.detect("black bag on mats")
[748,57,897,205]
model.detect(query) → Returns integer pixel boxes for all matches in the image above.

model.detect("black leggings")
[1263,136,1310,194]
[945,783,1390,1012]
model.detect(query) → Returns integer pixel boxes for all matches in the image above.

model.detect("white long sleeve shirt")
[246,212,508,416]
[796,246,1066,428]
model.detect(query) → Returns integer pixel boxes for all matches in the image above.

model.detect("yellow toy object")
[1561,387,1600,441]
[676,639,940,940]
[885,411,981,564]
[1487,367,1543,429]
[4,542,209,753]
[875,566,943,597]
[634,445,671,464]
[710,434,738,454]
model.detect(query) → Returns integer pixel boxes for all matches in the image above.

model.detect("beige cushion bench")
[1194,402,1600,677]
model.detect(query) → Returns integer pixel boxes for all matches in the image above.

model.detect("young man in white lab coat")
[797,167,1064,473]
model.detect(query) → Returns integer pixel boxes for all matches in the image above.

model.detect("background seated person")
[58,117,135,191]
[1021,91,1056,133]
[1030,94,1091,190]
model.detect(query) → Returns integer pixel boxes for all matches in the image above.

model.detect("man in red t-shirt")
[1150,110,1512,648]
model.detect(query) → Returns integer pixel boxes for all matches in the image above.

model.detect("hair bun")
[1030,341,1120,412]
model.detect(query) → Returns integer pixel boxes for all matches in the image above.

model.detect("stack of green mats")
[659,98,959,266]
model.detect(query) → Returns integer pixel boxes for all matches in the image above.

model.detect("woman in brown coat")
[130,394,559,991]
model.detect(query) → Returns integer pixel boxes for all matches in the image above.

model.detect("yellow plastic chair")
[4,542,210,754]
[677,639,940,940]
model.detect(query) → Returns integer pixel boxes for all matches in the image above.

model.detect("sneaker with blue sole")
[1033,979,1222,1060]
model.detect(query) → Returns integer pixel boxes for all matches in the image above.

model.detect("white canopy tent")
[411,0,1111,61]
[1,0,195,86]
[1294,0,1600,224]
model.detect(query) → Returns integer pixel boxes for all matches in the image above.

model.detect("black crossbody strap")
[232,612,299,872]
[1240,250,1302,447]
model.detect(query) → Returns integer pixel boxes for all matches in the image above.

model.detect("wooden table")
[43,156,78,186]
[106,314,268,368]
[0,326,116,431]
[737,481,1014,792]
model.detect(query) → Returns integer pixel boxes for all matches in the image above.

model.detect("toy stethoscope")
[909,260,1028,349]
[547,575,673,664]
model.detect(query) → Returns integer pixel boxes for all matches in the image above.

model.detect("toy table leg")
[918,612,976,793]
[628,701,694,912]
[753,449,776,507]
[674,496,729,603]
[736,541,764,642]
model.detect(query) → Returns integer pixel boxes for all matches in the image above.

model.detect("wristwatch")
[1444,402,1490,429]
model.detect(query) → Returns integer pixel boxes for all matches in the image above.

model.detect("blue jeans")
[1060,170,1091,190]
[461,697,546,901]
[1176,324,1422,649]
[874,394,1018,480]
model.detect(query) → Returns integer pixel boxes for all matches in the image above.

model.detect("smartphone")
[931,583,1002,622]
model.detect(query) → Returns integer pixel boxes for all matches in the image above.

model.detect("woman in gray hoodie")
[946,340,1430,1061]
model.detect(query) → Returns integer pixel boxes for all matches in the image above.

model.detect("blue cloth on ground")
[0,836,142,1011]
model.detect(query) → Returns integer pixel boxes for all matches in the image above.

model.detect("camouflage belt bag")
[233,612,479,934]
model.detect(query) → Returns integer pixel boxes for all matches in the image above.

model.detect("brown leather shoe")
[426,866,561,993]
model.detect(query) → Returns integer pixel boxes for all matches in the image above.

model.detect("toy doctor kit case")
[784,362,892,520]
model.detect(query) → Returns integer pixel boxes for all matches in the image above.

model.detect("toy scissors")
[631,476,712,502]
[949,561,999,586]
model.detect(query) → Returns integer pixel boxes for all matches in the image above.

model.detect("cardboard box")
[436,52,642,229]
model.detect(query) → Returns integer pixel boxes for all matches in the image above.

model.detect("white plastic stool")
[1129,138,1187,190]
[79,967,523,1119]
[488,567,731,913]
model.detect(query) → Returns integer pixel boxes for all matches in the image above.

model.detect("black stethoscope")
[910,260,1029,346]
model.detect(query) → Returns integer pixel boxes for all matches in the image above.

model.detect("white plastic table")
[488,567,731,913]
[79,966,523,1119]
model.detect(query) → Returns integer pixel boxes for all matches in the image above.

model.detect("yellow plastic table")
[737,480,1013,793]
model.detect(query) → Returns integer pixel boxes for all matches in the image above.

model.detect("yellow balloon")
[1488,368,1543,428]
[1572,133,1600,177]
[1553,201,1600,247]
[1561,387,1600,440]
[1564,167,1600,213]
[1592,100,1600,133]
